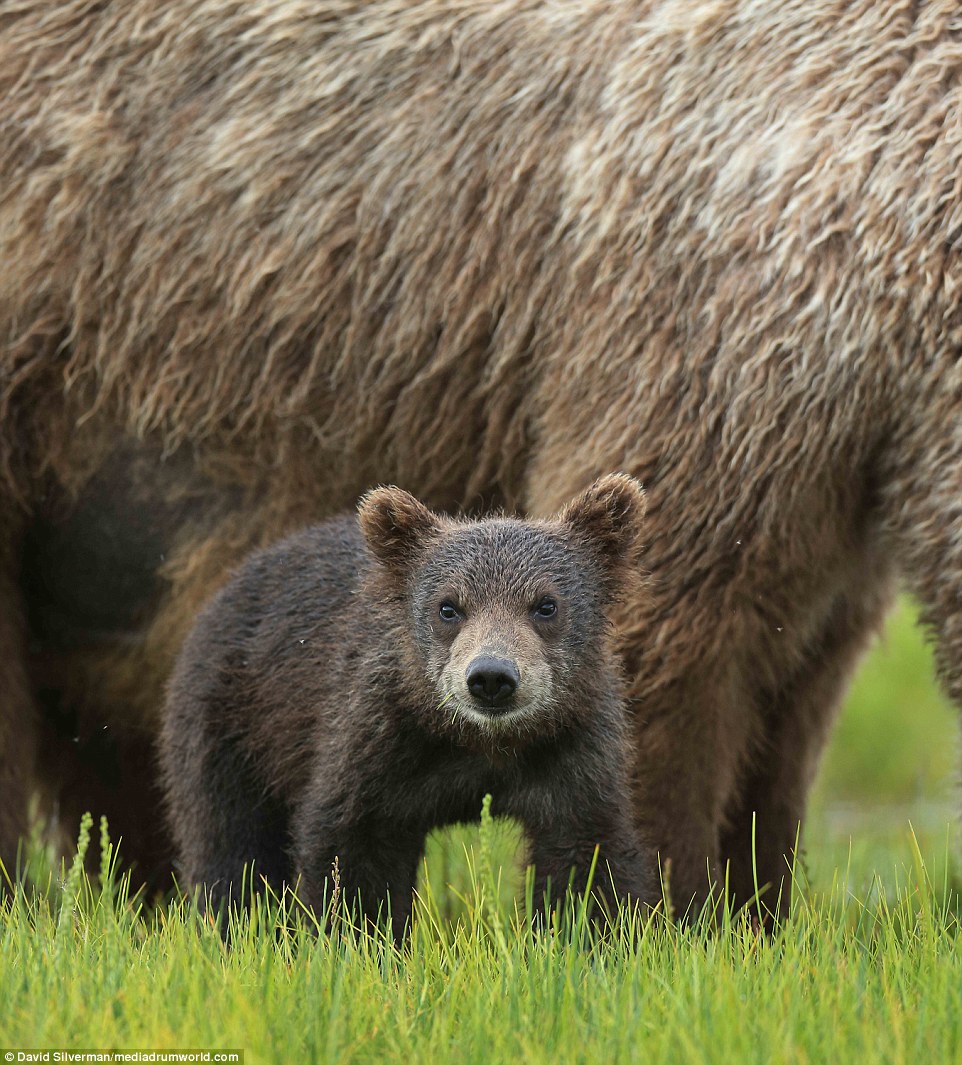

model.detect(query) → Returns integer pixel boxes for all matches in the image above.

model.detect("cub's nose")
[466,656,520,709]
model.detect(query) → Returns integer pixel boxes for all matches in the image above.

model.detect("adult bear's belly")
[19,441,250,884]
[22,448,191,652]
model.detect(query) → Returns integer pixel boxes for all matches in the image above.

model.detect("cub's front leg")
[523,807,654,926]
[293,808,426,945]
[505,734,655,927]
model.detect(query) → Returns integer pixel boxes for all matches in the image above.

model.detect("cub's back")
[164,514,368,799]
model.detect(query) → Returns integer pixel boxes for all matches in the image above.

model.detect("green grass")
[1,599,960,1064]
[815,600,958,807]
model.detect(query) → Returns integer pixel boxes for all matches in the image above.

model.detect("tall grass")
[1,814,959,1064]
[1,598,959,1063]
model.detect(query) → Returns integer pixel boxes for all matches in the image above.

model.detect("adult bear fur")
[0,1,960,913]
[161,478,652,937]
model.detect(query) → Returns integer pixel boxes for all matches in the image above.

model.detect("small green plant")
[56,811,92,941]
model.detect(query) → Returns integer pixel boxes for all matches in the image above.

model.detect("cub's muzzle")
[465,655,520,710]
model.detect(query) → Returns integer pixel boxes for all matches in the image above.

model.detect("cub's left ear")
[357,486,442,570]
[557,474,646,582]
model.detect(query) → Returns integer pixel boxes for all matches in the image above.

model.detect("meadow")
[1,599,959,1064]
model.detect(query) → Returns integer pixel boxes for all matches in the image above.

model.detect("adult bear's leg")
[718,573,893,923]
[0,538,38,887]
[624,665,753,921]
[882,404,962,817]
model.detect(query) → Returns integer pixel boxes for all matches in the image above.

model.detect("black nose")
[466,656,520,708]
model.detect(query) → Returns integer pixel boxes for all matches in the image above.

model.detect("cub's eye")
[533,597,557,620]
[439,602,463,622]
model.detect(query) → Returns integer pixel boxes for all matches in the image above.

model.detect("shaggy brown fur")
[161,478,652,938]
[0,0,960,914]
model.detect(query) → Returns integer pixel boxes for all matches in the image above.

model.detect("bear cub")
[160,475,653,938]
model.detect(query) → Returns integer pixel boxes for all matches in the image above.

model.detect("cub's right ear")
[357,486,442,570]
[558,473,647,584]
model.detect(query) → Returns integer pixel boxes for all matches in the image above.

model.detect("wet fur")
[0,1,960,913]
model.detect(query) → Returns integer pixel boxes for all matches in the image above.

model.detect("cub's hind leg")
[160,697,291,922]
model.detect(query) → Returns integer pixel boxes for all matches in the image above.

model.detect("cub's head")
[357,475,646,741]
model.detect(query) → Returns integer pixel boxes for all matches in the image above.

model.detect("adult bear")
[0,0,958,915]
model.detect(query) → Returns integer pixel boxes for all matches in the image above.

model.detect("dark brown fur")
[0,1,960,916]
[160,478,652,937]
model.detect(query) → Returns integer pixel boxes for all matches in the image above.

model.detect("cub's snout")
[465,655,520,710]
